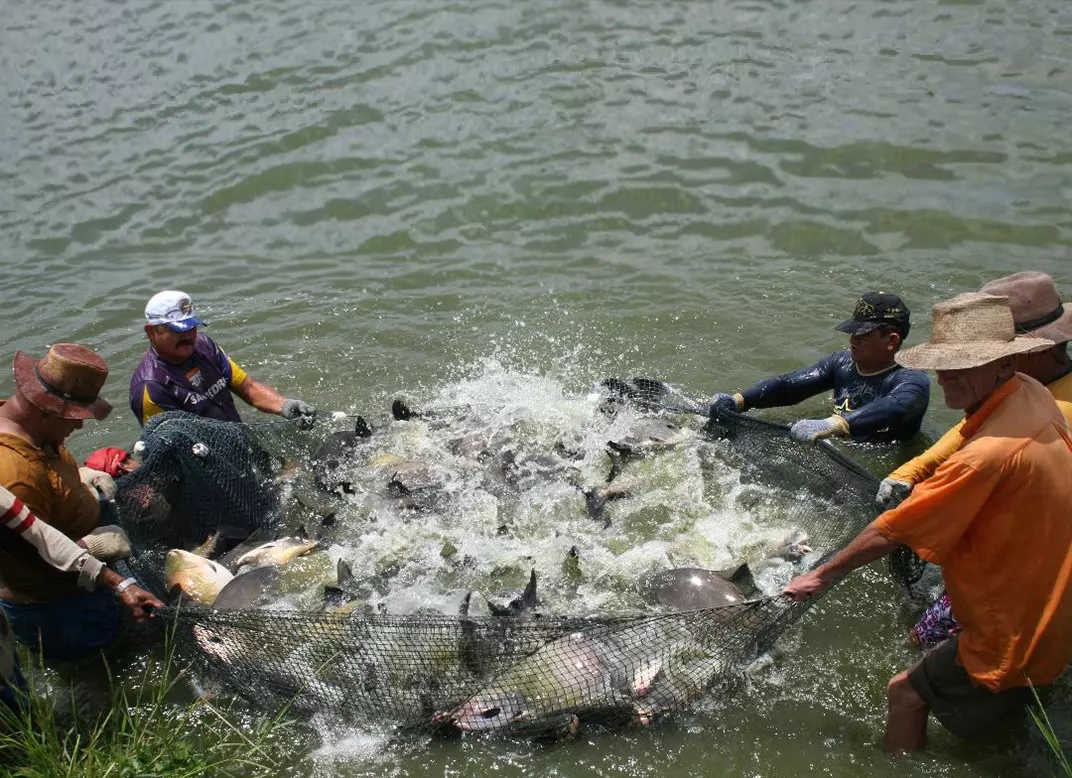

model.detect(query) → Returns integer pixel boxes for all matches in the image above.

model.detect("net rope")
[114,390,902,736]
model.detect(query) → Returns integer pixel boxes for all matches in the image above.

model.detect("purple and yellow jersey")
[129,334,249,427]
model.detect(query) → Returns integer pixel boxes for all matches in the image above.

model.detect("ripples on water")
[2,0,1071,775]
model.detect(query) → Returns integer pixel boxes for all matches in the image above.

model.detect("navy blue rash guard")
[738,350,930,443]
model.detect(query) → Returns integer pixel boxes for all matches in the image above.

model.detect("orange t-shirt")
[875,374,1072,691]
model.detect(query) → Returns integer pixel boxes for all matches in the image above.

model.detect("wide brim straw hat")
[979,271,1072,344]
[12,344,113,421]
[896,292,1054,371]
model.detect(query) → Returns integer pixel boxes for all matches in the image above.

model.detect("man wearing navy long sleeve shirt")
[711,292,931,444]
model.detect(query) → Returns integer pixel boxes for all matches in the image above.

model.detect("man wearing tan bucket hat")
[784,292,1072,751]
[0,344,158,661]
[877,272,1072,649]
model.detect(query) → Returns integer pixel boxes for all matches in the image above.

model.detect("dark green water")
[2,0,1071,774]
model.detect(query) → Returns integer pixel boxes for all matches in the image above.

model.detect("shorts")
[0,587,119,663]
[907,635,1037,739]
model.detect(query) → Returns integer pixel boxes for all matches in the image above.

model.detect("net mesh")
[115,390,892,738]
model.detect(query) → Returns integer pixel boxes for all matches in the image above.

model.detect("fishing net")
[115,411,301,593]
[115,391,896,738]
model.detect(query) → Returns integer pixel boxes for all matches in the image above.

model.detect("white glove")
[876,478,913,508]
[79,467,117,501]
[80,525,132,562]
[789,416,849,444]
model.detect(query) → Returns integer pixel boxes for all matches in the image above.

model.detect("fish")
[386,461,454,511]
[488,569,538,618]
[606,418,692,458]
[232,537,319,573]
[597,377,705,415]
[604,418,692,482]
[214,550,337,610]
[580,478,635,527]
[212,566,282,610]
[444,616,722,737]
[636,564,756,610]
[312,416,373,494]
[164,549,234,607]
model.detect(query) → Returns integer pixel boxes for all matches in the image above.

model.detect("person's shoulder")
[130,348,156,378]
[195,333,227,357]
[890,365,930,387]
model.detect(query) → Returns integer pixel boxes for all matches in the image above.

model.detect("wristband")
[115,577,138,595]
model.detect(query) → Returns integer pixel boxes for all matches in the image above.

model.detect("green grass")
[1028,682,1072,778]
[0,626,296,778]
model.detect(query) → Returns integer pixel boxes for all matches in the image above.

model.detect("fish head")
[164,549,234,606]
[450,690,527,732]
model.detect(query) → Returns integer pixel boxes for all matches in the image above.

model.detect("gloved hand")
[79,466,117,501]
[281,398,317,430]
[709,392,742,417]
[789,416,850,444]
[80,525,132,562]
[876,478,913,508]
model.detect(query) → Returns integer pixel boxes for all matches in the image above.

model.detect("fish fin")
[715,563,757,594]
[354,416,373,438]
[631,659,664,697]
[391,400,416,421]
[459,591,472,617]
[486,599,511,619]
[519,569,537,611]
[295,524,309,540]
[604,449,625,483]
[337,559,354,586]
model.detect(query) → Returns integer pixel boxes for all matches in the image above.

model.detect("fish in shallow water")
[443,616,727,737]
[312,416,373,493]
[165,549,234,607]
[580,478,635,527]
[232,537,319,573]
[637,564,755,610]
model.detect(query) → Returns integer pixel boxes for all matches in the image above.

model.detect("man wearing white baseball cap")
[784,292,1072,751]
[129,290,317,428]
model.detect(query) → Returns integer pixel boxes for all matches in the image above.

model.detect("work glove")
[876,478,913,508]
[79,466,117,501]
[281,398,317,430]
[708,392,742,417]
[80,525,132,562]
[789,416,850,444]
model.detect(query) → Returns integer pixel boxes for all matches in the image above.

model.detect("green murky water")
[2,0,1070,774]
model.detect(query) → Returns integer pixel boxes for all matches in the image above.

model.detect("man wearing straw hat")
[0,344,151,661]
[876,272,1072,648]
[784,292,1072,751]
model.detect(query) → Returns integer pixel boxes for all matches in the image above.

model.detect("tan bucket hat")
[979,271,1072,344]
[896,292,1054,371]
[12,344,113,421]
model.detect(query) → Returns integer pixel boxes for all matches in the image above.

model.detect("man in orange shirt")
[877,271,1072,506]
[877,272,1072,647]
[785,292,1072,752]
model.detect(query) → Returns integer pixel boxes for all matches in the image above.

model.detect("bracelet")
[114,577,138,595]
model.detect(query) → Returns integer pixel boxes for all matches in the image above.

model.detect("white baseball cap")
[144,290,208,332]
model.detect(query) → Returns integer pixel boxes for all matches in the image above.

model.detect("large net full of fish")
[114,391,908,738]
